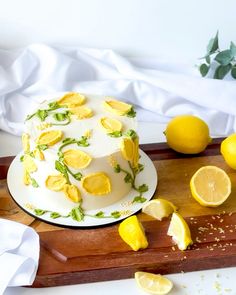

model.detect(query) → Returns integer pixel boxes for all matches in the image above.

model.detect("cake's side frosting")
[21,92,147,218]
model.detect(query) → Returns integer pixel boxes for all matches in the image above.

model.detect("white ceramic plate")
[7,150,157,228]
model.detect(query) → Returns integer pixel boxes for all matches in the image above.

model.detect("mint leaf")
[231,66,236,79]
[74,172,83,181]
[114,164,121,173]
[77,136,89,147]
[214,64,232,79]
[207,31,219,54]
[137,184,148,193]
[111,211,121,219]
[215,49,234,66]
[125,129,137,140]
[50,212,61,219]
[36,109,48,121]
[70,206,84,222]
[126,107,136,118]
[132,196,147,203]
[199,64,209,77]
[124,173,132,183]
[53,112,67,121]
[34,209,47,216]
[95,211,105,218]
[108,131,122,138]
[48,101,61,110]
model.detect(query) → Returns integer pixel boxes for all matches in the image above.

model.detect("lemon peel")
[100,117,123,133]
[142,199,177,220]
[63,184,81,202]
[45,174,67,191]
[103,99,132,116]
[164,115,211,154]
[23,154,37,173]
[63,149,92,169]
[70,106,93,119]
[118,215,148,251]
[37,130,63,146]
[22,133,30,153]
[135,272,173,295]
[81,172,111,195]
[190,166,231,207]
[57,92,86,107]
[167,212,193,251]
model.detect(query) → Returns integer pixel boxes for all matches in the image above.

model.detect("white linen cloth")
[0,43,236,137]
[0,219,39,294]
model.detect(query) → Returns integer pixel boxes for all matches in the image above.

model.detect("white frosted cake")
[21,92,147,219]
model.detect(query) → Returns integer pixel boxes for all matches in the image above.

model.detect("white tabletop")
[1,124,235,295]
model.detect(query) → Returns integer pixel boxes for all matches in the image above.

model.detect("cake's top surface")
[25,92,137,158]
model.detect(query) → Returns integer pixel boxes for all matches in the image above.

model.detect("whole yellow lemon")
[164,115,211,154]
[221,134,236,169]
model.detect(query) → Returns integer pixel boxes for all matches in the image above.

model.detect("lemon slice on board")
[63,184,81,202]
[63,149,92,169]
[103,99,132,116]
[135,272,173,295]
[81,172,111,195]
[167,212,192,251]
[142,199,177,220]
[100,117,122,133]
[58,92,86,107]
[118,215,148,251]
[45,174,67,191]
[190,166,231,207]
[37,130,63,146]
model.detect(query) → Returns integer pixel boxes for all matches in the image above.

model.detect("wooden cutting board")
[1,139,236,288]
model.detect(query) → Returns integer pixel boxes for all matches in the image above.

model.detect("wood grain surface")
[1,139,236,287]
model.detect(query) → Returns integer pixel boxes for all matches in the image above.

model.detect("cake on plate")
[21,92,148,218]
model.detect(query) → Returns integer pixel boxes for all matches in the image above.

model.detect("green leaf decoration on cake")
[70,206,85,222]
[132,196,147,204]
[126,107,136,118]
[108,131,123,138]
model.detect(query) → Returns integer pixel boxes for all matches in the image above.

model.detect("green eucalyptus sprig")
[199,31,236,79]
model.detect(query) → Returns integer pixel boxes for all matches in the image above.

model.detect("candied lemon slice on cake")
[23,169,31,185]
[167,212,192,251]
[37,130,63,146]
[135,272,173,295]
[103,99,132,116]
[63,184,81,202]
[132,136,139,168]
[70,106,93,119]
[120,137,134,162]
[190,166,231,207]
[81,172,111,195]
[118,215,148,251]
[100,117,123,133]
[63,149,92,169]
[142,199,177,221]
[22,133,30,153]
[33,149,45,161]
[23,154,37,173]
[45,174,67,191]
[58,92,86,107]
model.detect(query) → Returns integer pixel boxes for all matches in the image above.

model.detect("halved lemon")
[45,174,67,191]
[63,184,81,202]
[135,272,173,295]
[100,117,122,133]
[81,172,111,195]
[120,137,134,162]
[70,106,93,119]
[190,166,231,207]
[58,92,86,107]
[37,130,63,146]
[167,212,192,251]
[63,149,92,169]
[118,215,148,251]
[103,99,132,116]
[142,199,177,221]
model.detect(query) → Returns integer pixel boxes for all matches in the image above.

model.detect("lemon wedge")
[167,212,192,251]
[120,137,134,162]
[22,133,30,153]
[118,215,148,251]
[81,172,111,195]
[70,106,93,119]
[58,92,86,107]
[37,130,63,146]
[135,272,173,295]
[103,99,132,116]
[100,117,123,133]
[190,166,231,207]
[63,149,92,169]
[45,174,67,191]
[142,199,177,220]
[23,154,37,173]
[63,184,81,202]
